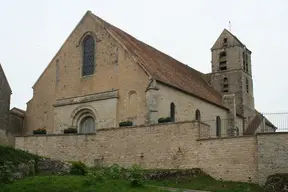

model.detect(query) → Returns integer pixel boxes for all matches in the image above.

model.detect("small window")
[195,109,201,121]
[223,37,228,44]
[246,78,249,93]
[219,51,226,58]
[223,77,229,93]
[219,61,227,70]
[216,116,221,137]
[170,102,175,122]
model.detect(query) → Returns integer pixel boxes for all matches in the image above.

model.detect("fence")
[262,112,288,132]
[198,112,288,139]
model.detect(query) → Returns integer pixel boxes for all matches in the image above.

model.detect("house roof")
[244,110,277,135]
[0,64,12,94]
[10,107,25,118]
[89,12,225,108]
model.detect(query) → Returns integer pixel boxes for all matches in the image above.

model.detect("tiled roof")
[10,107,25,117]
[244,110,277,135]
[91,12,225,108]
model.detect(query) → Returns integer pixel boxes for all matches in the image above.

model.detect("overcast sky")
[0,0,287,113]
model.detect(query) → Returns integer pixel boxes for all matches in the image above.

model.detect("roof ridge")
[89,11,224,107]
[89,12,152,78]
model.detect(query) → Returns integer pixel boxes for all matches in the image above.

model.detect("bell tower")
[210,29,255,119]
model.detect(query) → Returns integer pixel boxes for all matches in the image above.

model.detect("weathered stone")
[146,168,205,180]
[37,158,72,175]
[264,174,288,192]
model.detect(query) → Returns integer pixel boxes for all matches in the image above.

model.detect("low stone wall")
[257,132,288,186]
[197,136,258,183]
[16,122,200,169]
[15,122,288,186]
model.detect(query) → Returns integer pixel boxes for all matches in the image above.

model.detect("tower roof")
[211,29,251,53]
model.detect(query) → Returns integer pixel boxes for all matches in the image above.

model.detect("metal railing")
[262,112,288,132]
[198,113,288,139]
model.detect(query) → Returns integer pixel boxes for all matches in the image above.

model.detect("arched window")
[82,35,95,76]
[170,102,175,122]
[216,116,221,137]
[195,109,201,121]
[80,116,95,134]
[223,77,229,93]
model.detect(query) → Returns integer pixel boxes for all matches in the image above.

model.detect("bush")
[103,164,122,179]
[158,117,173,123]
[33,128,47,135]
[83,170,106,186]
[64,128,78,134]
[0,162,15,184]
[119,121,133,127]
[70,161,87,175]
[126,164,146,187]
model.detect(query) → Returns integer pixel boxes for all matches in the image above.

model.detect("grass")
[148,175,264,192]
[0,175,169,192]
[0,145,39,165]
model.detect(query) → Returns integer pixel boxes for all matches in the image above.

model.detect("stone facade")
[15,122,287,185]
[209,29,255,119]
[6,108,25,146]
[24,11,234,135]
[25,12,150,134]
[0,64,12,145]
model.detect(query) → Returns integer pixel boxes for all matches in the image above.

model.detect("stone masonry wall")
[198,136,258,183]
[25,12,150,134]
[0,129,8,145]
[257,132,288,186]
[16,121,262,183]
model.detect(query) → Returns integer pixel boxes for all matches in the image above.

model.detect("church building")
[22,11,276,136]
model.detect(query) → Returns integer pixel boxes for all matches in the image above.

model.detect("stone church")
[22,11,276,136]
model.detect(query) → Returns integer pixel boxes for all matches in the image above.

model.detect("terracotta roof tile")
[244,110,277,135]
[92,13,224,108]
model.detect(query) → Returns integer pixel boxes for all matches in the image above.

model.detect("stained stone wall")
[257,132,288,186]
[15,121,268,184]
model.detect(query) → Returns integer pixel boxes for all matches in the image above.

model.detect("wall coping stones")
[197,135,254,141]
[16,120,200,137]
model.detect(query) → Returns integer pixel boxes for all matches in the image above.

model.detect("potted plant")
[158,117,173,123]
[64,128,78,134]
[33,128,47,135]
[119,120,133,127]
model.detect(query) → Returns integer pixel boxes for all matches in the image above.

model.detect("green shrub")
[126,164,146,187]
[119,121,133,127]
[0,161,15,184]
[64,128,78,134]
[158,117,173,123]
[70,161,87,175]
[103,164,122,179]
[83,170,106,186]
